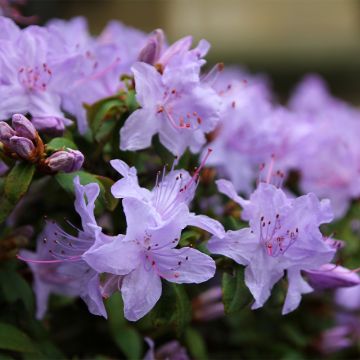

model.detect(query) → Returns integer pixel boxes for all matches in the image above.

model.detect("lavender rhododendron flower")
[203,68,292,194]
[208,165,337,314]
[83,154,223,321]
[120,48,221,155]
[0,18,72,127]
[289,75,360,217]
[46,17,147,134]
[18,176,109,318]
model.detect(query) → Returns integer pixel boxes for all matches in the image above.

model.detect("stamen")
[16,254,81,264]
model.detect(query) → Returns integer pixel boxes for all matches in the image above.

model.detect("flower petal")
[282,268,313,315]
[207,228,258,265]
[186,213,225,238]
[110,159,151,201]
[153,247,215,284]
[216,179,248,208]
[120,108,158,151]
[121,264,162,321]
[82,237,140,275]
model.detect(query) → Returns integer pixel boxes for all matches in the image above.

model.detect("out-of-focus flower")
[0,19,72,128]
[18,177,110,318]
[45,149,84,173]
[335,284,360,311]
[289,74,360,218]
[203,67,296,195]
[304,264,360,290]
[192,286,224,321]
[31,116,72,135]
[208,165,337,314]
[144,338,189,360]
[46,17,147,134]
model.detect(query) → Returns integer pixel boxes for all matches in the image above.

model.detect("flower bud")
[0,121,16,146]
[138,29,164,65]
[9,136,36,159]
[12,114,37,140]
[31,116,67,136]
[46,149,84,173]
[304,264,360,290]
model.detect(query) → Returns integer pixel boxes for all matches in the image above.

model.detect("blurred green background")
[25,0,360,102]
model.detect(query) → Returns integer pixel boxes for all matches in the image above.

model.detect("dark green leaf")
[222,266,252,314]
[0,163,35,224]
[106,293,143,360]
[0,270,34,313]
[55,171,118,213]
[0,323,36,353]
[184,327,208,360]
[172,284,192,336]
[86,96,124,139]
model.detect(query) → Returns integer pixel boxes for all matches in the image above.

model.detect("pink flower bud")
[46,149,84,173]
[138,29,164,65]
[12,114,37,140]
[0,121,16,146]
[9,136,36,159]
[304,264,360,290]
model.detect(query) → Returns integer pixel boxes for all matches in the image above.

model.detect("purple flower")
[203,67,290,194]
[83,155,223,321]
[304,264,360,290]
[288,75,360,218]
[335,284,360,311]
[120,62,221,155]
[45,149,84,173]
[109,151,224,236]
[47,18,147,134]
[0,20,71,126]
[18,176,108,318]
[207,174,337,314]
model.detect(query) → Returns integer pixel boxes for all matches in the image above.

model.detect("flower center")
[18,63,52,92]
[259,214,299,257]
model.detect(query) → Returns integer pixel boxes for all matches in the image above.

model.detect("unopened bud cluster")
[0,114,83,173]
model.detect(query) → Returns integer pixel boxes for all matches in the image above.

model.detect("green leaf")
[86,96,125,141]
[46,137,78,151]
[172,284,192,336]
[0,270,34,313]
[184,327,208,360]
[0,162,36,224]
[0,323,36,353]
[106,293,143,360]
[222,266,252,314]
[95,175,118,211]
[55,171,118,213]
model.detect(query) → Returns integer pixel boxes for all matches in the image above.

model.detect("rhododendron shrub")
[0,13,359,360]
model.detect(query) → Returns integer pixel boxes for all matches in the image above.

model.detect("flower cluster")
[0,13,359,359]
